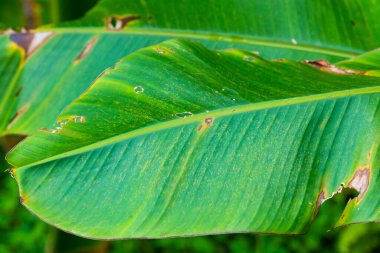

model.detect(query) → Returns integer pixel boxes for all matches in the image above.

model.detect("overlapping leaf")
[337,49,380,75]
[0,36,23,135]
[69,0,380,57]
[7,39,380,239]
[4,0,380,135]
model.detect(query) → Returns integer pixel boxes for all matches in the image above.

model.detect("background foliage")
[1,0,380,252]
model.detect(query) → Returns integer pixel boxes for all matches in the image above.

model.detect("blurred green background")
[1,0,380,252]
[0,0,98,29]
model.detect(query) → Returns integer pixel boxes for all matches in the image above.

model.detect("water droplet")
[175,112,193,118]
[291,38,298,45]
[222,87,239,95]
[134,85,144,94]
[59,119,69,127]
[232,98,236,101]
[74,116,86,123]
[243,56,254,61]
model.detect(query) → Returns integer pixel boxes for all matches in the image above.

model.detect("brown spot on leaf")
[197,118,214,132]
[20,196,26,204]
[40,128,53,133]
[7,104,30,129]
[106,16,141,30]
[305,59,330,68]
[9,168,15,178]
[205,118,213,125]
[156,47,167,54]
[313,190,326,218]
[10,33,34,54]
[10,32,53,58]
[368,149,372,160]
[304,59,359,74]
[75,37,98,62]
[347,167,370,201]
[15,86,23,97]
[167,47,176,53]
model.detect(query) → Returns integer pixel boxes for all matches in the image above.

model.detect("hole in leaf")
[309,187,359,234]
[109,17,118,28]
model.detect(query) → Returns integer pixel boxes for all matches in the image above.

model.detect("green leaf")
[0,36,23,135]
[6,0,380,135]
[7,39,380,239]
[62,0,380,58]
[337,49,380,76]
[3,32,149,135]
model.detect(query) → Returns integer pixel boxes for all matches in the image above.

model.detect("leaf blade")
[9,40,380,239]
[7,0,380,134]
[0,36,24,135]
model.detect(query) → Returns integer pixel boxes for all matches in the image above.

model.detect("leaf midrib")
[38,27,361,58]
[13,85,380,170]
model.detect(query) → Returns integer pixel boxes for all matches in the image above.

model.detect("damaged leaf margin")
[9,32,53,58]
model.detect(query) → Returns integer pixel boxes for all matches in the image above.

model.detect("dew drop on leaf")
[175,112,193,118]
[134,85,144,94]
[74,116,86,123]
[222,87,239,95]
[59,119,69,127]
[243,56,254,61]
